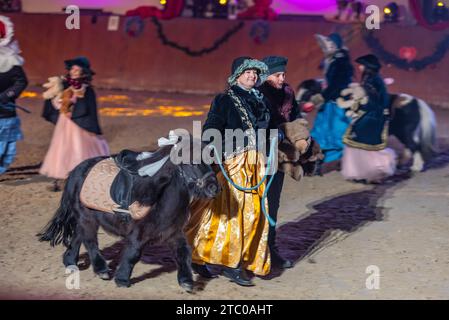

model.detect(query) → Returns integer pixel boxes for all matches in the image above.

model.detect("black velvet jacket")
[203,85,271,157]
[322,49,354,102]
[42,85,103,135]
[0,66,28,118]
[343,73,390,150]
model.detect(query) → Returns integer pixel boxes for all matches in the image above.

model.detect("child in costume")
[40,56,109,190]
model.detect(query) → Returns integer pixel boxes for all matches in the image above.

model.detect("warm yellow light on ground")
[437,1,445,7]
[144,97,174,105]
[17,89,209,118]
[219,0,227,5]
[19,91,38,98]
[160,0,167,5]
[98,95,130,103]
[99,105,206,117]
[384,7,392,14]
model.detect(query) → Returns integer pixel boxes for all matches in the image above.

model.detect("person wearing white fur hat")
[0,15,28,175]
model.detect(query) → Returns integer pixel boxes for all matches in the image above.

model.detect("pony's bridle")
[177,166,216,189]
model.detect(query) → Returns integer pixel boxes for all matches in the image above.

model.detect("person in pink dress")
[40,57,110,191]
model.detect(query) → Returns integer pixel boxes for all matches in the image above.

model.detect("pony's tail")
[37,178,77,247]
[416,98,437,162]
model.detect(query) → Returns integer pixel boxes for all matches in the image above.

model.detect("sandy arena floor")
[1,87,448,299]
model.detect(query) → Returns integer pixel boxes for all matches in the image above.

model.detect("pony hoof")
[180,282,194,293]
[97,272,111,280]
[411,153,424,172]
[115,279,131,288]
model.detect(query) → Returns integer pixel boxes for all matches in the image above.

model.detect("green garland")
[363,30,449,71]
[151,17,245,57]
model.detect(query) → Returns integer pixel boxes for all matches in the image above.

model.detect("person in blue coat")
[311,33,354,174]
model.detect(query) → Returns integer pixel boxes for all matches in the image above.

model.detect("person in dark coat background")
[310,33,354,174]
[258,55,302,269]
[39,56,109,191]
[0,15,28,175]
[341,54,397,183]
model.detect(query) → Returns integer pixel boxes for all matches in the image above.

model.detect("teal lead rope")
[210,137,278,227]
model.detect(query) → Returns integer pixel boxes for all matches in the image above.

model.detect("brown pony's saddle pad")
[79,157,151,220]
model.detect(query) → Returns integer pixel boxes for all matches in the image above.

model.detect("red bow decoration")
[399,46,418,62]
[125,0,184,20]
[238,0,278,20]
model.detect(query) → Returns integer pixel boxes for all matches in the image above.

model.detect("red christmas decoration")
[125,0,184,20]
[399,46,418,62]
[238,0,278,21]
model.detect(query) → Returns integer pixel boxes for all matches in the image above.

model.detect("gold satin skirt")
[185,149,271,276]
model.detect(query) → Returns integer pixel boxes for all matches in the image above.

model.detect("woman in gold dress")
[185,57,273,286]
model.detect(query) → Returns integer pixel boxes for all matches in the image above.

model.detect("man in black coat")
[258,56,301,269]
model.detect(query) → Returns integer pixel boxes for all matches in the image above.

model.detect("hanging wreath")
[249,20,270,45]
[125,16,145,37]
[151,17,244,57]
[363,30,449,71]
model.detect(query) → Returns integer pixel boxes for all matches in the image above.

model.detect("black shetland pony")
[38,143,219,292]
[297,79,437,171]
